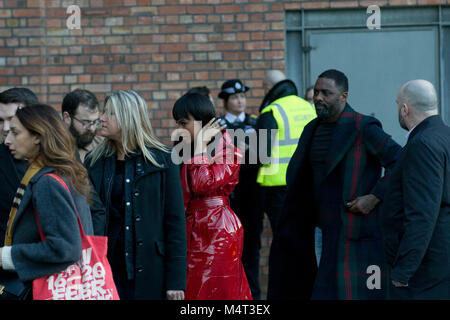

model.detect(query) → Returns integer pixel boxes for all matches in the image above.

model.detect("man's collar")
[405,124,417,141]
[406,114,441,143]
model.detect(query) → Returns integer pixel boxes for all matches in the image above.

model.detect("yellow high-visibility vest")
[257,95,316,186]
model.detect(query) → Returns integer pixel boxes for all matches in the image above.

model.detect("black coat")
[381,115,450,299]
[0,143,27,242]
[221,112,259,205]
[268,105,402,300]
[85,147,187,299]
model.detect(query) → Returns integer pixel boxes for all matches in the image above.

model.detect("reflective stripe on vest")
[257,95,316,186]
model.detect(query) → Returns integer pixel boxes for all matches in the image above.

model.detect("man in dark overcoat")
[0,88,38,241]
[381,80,450,299]
[0,88,38,285]
[267,69,402,300]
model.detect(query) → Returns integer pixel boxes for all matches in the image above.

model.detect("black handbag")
[0,277,31,300]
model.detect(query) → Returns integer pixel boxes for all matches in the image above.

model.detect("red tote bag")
[32,174,119,300]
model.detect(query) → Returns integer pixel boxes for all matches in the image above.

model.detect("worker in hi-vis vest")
[252,70,316,299]
[256,69,316,240]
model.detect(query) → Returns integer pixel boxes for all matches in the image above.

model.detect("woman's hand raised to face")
[194,118,227,156]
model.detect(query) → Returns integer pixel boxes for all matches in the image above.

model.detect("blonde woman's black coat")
[85,147,187,300]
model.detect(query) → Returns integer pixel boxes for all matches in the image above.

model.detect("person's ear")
[341,91,348,101]
[62,111,71,126]
[31,134,41,146]
[402,103,410,117]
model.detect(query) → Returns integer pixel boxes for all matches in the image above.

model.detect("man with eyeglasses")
[61,89,106,237]
[62,89,103,163]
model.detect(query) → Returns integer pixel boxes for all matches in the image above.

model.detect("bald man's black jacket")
[381,115,450,299]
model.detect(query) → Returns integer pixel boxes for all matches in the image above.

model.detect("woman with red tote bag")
[0,104,117,300]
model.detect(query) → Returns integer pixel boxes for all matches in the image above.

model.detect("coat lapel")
[134,149,167,184]
[407,114,442,144]
[286,119,318,187]
[321,105,360,183]
[88,150,168,196]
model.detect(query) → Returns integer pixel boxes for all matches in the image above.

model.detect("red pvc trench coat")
[180,132,252,300]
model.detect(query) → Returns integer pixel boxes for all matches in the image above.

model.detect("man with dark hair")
[267,69,402,300]
[318,69,349,91]
[61,89,103,163]
[0,87,38,143]
[0,87,38,242]
[60,89,106,236]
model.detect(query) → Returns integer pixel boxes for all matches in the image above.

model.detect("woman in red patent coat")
[172,93,252,300]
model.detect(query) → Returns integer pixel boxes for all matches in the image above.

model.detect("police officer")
[218,80,256,132]
[218,79,261,299]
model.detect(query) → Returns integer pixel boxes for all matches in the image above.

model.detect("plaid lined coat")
[267,104,402,300]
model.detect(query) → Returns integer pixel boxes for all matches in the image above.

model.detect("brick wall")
[0,0,446,299]
[3,0,447,143]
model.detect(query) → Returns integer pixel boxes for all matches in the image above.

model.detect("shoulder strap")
[33,173,85,241]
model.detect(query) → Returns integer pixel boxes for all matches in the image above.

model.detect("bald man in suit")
[382,80,450,299]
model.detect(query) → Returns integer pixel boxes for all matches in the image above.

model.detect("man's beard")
[69,124,95,149]
[315,101,340,121]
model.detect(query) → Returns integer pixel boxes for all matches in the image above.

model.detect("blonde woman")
[85,90,186,300]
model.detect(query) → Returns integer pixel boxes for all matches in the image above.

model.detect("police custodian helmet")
[218,79,250,100]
